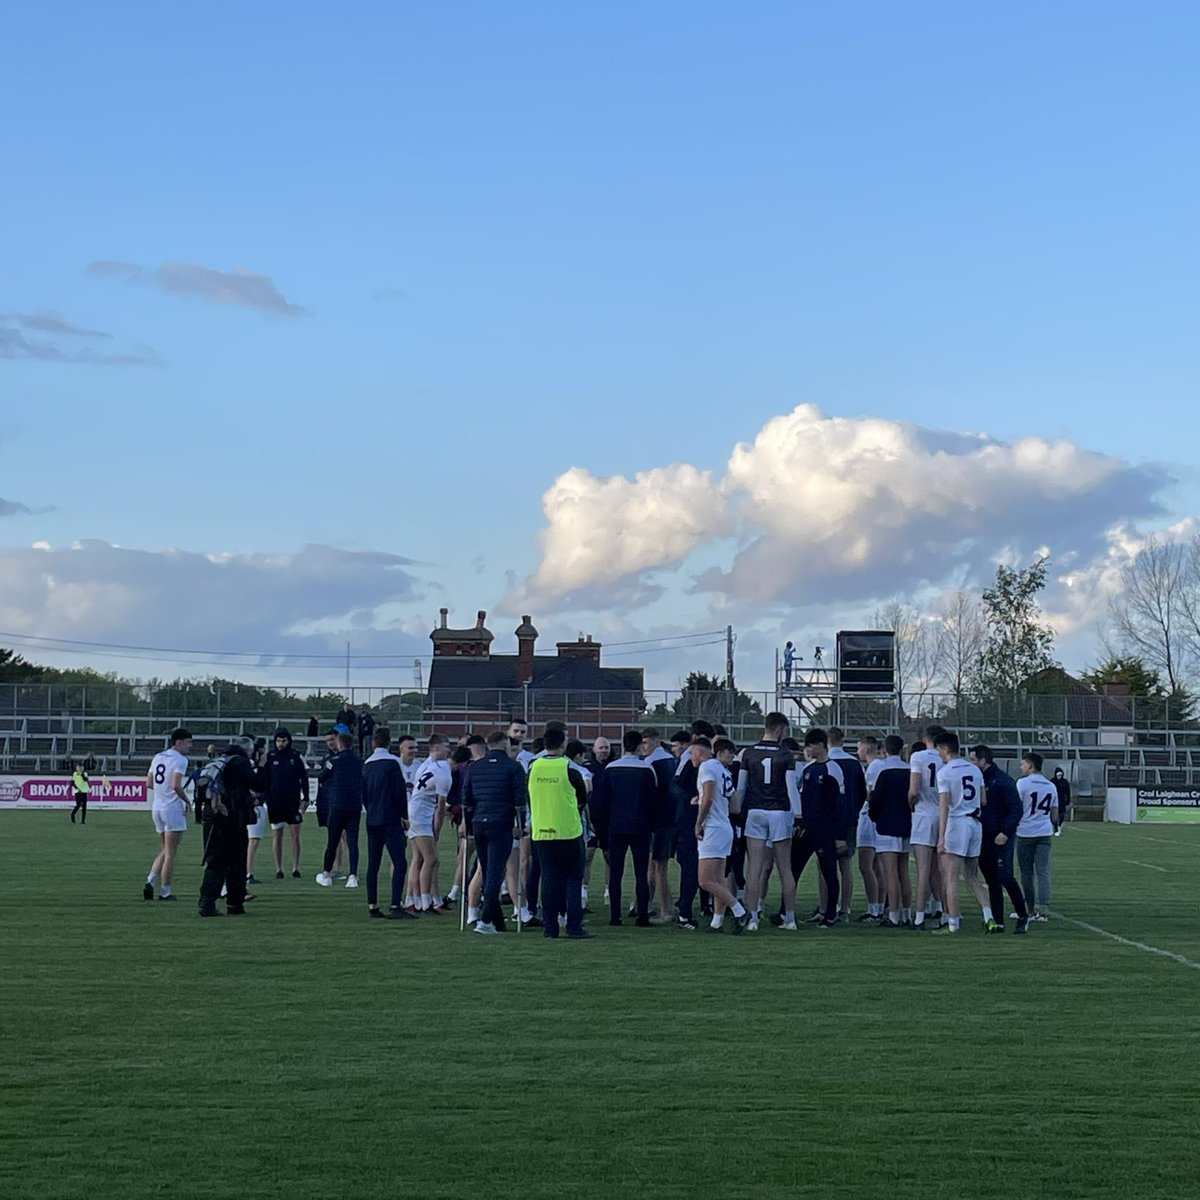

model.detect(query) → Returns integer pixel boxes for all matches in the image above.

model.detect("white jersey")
[697,758,735,830]
[1017,773,1058,837]
[411,758,452,813]
[149,749,189,807]
[517,749,536,774]
[864,757,884,793]
[399,758,419,794]
[936,759,984,819]
[910,747,942,815]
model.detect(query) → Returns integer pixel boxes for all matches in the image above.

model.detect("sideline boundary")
[1049,910,1200,973]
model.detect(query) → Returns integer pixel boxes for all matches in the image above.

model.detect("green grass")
[3,814,1199,1200]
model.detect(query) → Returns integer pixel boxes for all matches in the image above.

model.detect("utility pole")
[345,641,350,695]
[725,625,735,691]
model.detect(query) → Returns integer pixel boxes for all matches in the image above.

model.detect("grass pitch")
[2,814,1199,1200]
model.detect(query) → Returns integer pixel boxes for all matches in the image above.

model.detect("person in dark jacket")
[971,745,1029,933]
[314,728,347,877]
[362,726,412,919]
[790,728,846,928]
[591,729,658,927]
[358,707,376,757]
[866,735,913,926]
[260,727,309,879]
[316,734,363,889]
[199,738,260,917]
[335,705,357,736]
[1051,767,1071,833]
[463,731,529,933]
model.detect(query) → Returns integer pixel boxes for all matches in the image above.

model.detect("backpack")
[198,756,229,805]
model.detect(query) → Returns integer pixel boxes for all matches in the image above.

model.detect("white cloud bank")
[508,404,1166,615]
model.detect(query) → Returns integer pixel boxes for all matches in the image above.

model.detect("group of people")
[139,713,1066,935]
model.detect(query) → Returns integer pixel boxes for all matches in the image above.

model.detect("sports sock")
[147,873,158,885]
[421,893,432,909]
[948,915,961,931]
[711,913,724,929]
[520,906,534,922]
[467,906,480,923]
[982,905,994,923]
[784,910,795,924]
[405,894,415,907]
[732,901,747,918]
[448,884,461,901]
[888,910,899,925]
[914,911,926,926]
[869,902,881,916]
[902,906,911,922]
[160,885,172,898]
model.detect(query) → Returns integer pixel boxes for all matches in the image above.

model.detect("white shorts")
[152,800,188,834]
[856,806,877,850]
[874,834,911,855]
[408,801,436,840]
[943,816,982,859]
[910,808,940,848]
[744,809,794,845]
[698,821,734,861]
[247,805,267,839]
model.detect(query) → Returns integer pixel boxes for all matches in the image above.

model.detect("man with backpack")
[198,738,260,917]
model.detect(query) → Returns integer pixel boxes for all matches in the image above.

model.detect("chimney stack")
[439,607,448,629]
[556,633,602,666]
[515,614,539,685]
[476,610,487,630]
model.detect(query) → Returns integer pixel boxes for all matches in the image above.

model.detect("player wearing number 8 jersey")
[144,728,192,901]
[1017,751,1057,921]
[932,730,991,934]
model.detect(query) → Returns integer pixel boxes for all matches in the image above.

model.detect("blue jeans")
[474,817,514,929]
[536,837,585,937]
[1017,835,1052,910]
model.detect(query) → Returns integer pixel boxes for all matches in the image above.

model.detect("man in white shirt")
[908,724,947,929]
[404,735,452,913]
[932,730,991,935]
[1016,751,1058,921]
[144,728,192,901]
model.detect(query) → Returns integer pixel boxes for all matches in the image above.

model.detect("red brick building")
[425,609,645,738]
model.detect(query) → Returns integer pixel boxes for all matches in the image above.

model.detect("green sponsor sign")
[1136,788,1200,822]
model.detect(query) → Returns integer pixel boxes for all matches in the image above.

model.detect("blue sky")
[2,2,1198,694]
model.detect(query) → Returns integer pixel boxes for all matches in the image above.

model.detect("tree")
[1108,535,1191,692]
[673,671,763,724]
[872,600,937,708]
[933,588,986,704]
[1081,654,1196,727]
[0,647,43,682]
[976,557,1057,693]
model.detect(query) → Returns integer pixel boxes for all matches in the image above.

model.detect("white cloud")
[0,541,423,678]
[506,463,734,612]
[510,404,1166,615]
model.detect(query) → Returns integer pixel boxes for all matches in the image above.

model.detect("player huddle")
[139,714,1059,934]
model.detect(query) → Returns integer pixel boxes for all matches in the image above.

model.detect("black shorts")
[652,826,677,861]
[268,805,303,827]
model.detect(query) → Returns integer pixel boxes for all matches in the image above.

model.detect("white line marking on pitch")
[1121,859,1169,872]
[1049,911,1200,973]
[1135,835,1185,846]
